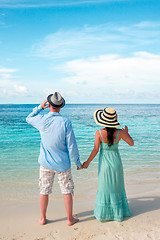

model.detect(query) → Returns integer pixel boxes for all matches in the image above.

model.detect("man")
[26,92,82,226]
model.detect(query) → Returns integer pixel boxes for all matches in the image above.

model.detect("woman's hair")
[106,127,116,147]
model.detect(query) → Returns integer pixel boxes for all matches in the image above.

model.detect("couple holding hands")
[26,92,134,226]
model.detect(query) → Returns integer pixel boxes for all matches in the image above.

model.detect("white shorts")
[39,166,74,195]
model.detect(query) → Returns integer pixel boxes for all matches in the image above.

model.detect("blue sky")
[0,0,160,104]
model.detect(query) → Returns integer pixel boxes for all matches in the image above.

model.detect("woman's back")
[99,128,120,151]
[99,127,134,147]
[98,129,123,182]
[100,128,119,143]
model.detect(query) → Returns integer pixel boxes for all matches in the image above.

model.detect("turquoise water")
[0,104,160,200]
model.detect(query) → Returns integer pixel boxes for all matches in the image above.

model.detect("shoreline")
[1,169,160,202]
[0,178,160,240]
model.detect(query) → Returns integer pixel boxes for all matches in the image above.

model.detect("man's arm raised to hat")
[26,100,48,129]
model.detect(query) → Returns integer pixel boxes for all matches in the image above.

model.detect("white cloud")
[53,51,160,103]
[33,21,160,60]
[33,24,128,58]
[135,21,160,29]
[0,0,121,8]
[0,67,29,97]
[0,67,17,87]
[33,27,108,59]
[43,88,57,96]
[60,52,160,87]
[0,68,17,73]
[12,84,28,95]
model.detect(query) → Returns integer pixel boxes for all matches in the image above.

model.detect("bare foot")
[38,218,46,225]
[68,217,79,226]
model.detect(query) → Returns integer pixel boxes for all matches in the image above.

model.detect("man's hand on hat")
[41,100,49,110]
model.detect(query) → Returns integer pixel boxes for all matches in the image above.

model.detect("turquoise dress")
[94,129,130,222]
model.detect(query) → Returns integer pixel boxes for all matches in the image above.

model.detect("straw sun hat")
[94,107,121,128]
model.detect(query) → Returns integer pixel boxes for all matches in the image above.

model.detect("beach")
[1,174,160,240]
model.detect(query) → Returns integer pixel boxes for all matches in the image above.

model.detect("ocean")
[0,104,160,201]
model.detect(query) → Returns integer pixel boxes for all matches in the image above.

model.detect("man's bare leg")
[39,194,48,225]
[63,194,79,226]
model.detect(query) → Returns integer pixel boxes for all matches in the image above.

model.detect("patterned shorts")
[39,166,74,195]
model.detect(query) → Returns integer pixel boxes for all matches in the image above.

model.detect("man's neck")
[49,107,60,113]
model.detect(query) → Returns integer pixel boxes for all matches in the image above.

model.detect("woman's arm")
[83,130,101,168]
[120,126,134,146]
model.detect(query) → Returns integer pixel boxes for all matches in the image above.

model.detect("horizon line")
[0,103,159,105]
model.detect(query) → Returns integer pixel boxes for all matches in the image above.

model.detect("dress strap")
[115,129,120,143]
[99,130,104,143]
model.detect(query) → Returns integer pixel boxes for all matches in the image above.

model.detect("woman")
[83,107,134,222]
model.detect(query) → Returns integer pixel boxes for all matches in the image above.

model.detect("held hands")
[41,100,49,110]
[77,165,83,170]
[82,161,89,169]
[77,161,90,170]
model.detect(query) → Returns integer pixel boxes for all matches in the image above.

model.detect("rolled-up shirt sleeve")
[26,105,44,130]
[65,121,82,168]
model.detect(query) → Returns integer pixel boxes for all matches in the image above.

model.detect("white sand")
[0,179,160,240]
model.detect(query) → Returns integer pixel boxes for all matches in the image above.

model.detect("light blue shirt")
[26,105,81,172]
